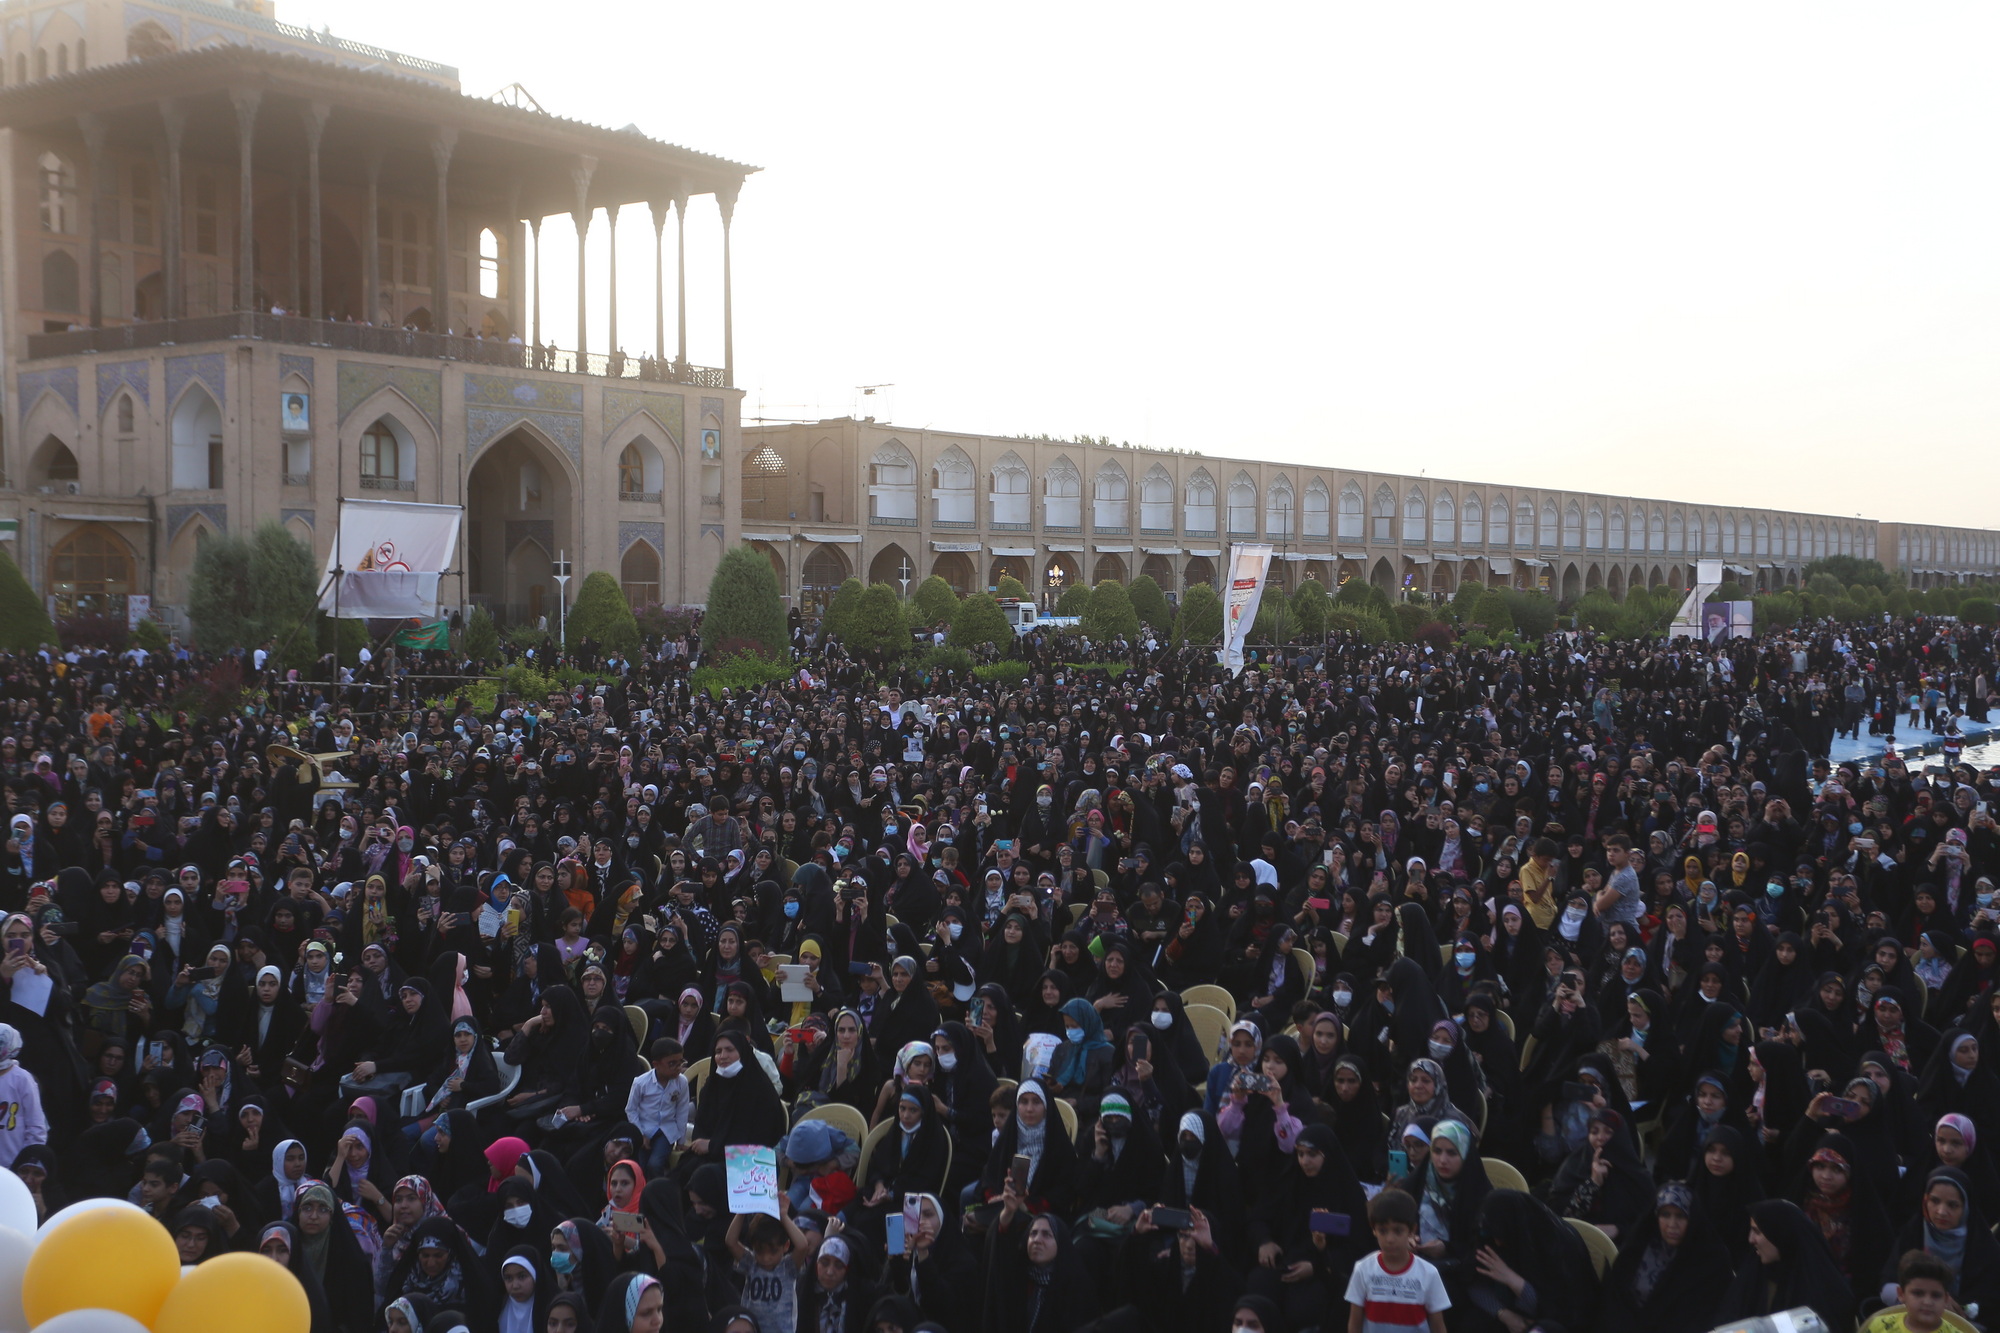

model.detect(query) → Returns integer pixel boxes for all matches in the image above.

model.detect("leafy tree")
[132,616,170,653]
[1127,574,1170,630]
[1172,582,1223,647]
[566,571,640,652]
[1805,572,1845,599]
[1450,581,1485,621]
[1573,590,1621,632]
[947,592,1013,651]
[1965,598,2000,627]
[1392,602,1429,641]
[701,544,789,660]
[1082,579,1140,641]
[1758,591,1801,629]
[1714,580,1750,603]
[1506,589,1559,638]
[1056,582,1093,617]
[996,574,1030,602]
[189,523,319,660]
[1292,578,1332,637]
[822,577,864,643]
[463,605,500,662]
[847,583,911,659]
[1325,605,1392,646]
[0,549,55,652]
[1470,587,1512,630]
[1337,577,1393,616]
[913,575,960,627]
[1804,554,1893,592]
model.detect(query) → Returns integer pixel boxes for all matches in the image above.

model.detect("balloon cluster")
[0,1168,308,1333]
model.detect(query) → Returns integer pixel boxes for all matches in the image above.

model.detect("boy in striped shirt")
[1344,1190,1449,1333]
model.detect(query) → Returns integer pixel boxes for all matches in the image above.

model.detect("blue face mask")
[1064,1028,1084,1043]
[783,901,800,919]
[550,1249,575,1274]
[1766,882,1785,899]
[1454,951,1476,971]
[1849,823,1864,835]
[884,825,898,837]
[1475,783,1489,794]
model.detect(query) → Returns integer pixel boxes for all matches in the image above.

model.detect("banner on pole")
[393,618,451,651]
[1218,543,1273,675]
[320,500,462,620]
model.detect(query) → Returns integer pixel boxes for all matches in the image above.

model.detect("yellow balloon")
[152,1253,310,1333]
[22,1205,180,1326]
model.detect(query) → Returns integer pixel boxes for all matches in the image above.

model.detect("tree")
[1326,605,1392,646]
[701,544,789,660]
[1451,581,1485,622]
[1805,572,1845,600]
[996,573,1030,602]
[0,549,55,652]
[1173,582,1223,647]
[1804,554,1893,592]
[1252,590,1297,646]
[1506,589,1559,638]
[1127,574,1170,631]
[822,577,864,643]
[463,605,500,662]
[913,575,960,628]
[189,523,320,659]
[566,571,641,652]
[842,582,910,659]
[132,616,169,653]
[1292,578,1331,637]
[1081,579,1139,641]
[1470,587,1512,631]
[1056,582,1093,617]
[1714,580,1749,603]
[1963,597,1999,627]
[947,592,1012,651]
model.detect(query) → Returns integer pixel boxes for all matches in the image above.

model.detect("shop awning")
[804,533,861,544]
[989,546,1034,557]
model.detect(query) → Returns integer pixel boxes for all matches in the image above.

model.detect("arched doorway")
[466,427,574,626]
[751,541,788,599]
[620,541,662,608]
[1606,565,1625,600]
[1043,553,1080,606]
[1561,564,1582,600]
[1369,558,1396,593]
[801,544,849,615]
[869,543,915,589]
[1092,553,1127,585]
[1140,553,1176,591]
[930,550,974,595]
[988,554,1027,591]
[49,523,134,620]
[1184,555,1216,589]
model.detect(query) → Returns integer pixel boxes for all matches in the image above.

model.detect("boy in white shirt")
[1344,1189,1449,1333]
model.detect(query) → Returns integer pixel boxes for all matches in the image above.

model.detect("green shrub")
[996,574,1030,602]
[1960,597,1997,626]
[1128,575,1170,630]
[970,660,1030,684]
[1325,606,1392,646]
[1414,620,1456,650]
[702,545,789,660]
[565,571,641,652]
[1470,587,1512,631]
[132,616,169,653]
[912,575,960,627]
[463,605,499,662]
[947,592,1014,651]
[0,550,55,652]
[1056,583,1093,617]
[1172,582,1223,647]
[917,645,974,676]
[822,577,864,643]
[690,651,795,699]
[1714,580,1749,603]
[1292,579,1332,637]
[1804,555,1893,592]
[1061,661,1128,678]
[1081,579,1139,640]
[1392,602,1429,640]
[847,583,911,659]
[1507,590,1559,638]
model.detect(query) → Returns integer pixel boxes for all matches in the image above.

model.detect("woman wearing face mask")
[868,956,941,1069]
[927,1022,996,1191]
[685,1032,787,1166]
[483,1176,561,1274]
[1045,997,1116,1111]
[546,1218,615,1315]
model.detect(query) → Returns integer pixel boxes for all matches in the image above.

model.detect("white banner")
[319,499,462,620]
[1218,542,1273,675]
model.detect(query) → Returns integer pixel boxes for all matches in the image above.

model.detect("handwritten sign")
[725,1144,780,1218]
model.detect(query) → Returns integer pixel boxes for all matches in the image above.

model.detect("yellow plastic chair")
[1566,1218,1617,1276]
[1185,1003,1232,1064]
[623,1004,649,1048]
[686,1057,711,1100]
[1297,950,1316,996]
[1483,1159,1529,1193]
[797,1102,868,1150]
[1518,1033,1539,1072]
[855,1120,894,1185]
[1180,985,1237,1021]
[1054,1097,1078,1142]
[1871,1306,1976,1332]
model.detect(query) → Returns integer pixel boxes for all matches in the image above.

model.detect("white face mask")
[503,1204,532,1228]
[399,838,414,852]
[715,1058,743,1079]
[938,1052,957,1072]
[1332,990,1353,1008]
[1150,1011,1173,1030]
[948,923,962,940]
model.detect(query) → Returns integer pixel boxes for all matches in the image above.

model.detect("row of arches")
[853,441,1877,561]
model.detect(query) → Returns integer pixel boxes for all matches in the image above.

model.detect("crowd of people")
[1,603,1998,1333]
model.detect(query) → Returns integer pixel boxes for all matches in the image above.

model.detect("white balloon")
[34,1198,147,1237]
[0,1175,32,1239]
[28,1311,150,1333]
[0,1225,29,1332]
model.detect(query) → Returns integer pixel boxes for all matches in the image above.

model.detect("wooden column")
[301,102,330,320]
[159,98,185,319]
[77,112,105,327]
[228,88,261,311]
[571,155,596,357]
[716,180,739,387]
[430,127,457,333]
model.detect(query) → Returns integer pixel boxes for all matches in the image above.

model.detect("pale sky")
[289,1,2000,529]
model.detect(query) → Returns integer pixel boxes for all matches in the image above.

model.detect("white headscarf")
[0,1023,20,1073]
[271,1138,306,1219]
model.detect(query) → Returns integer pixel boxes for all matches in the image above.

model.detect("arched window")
[1515,498,1533,549]
[1265,476,1294,537]
[989,451,1030,526]
[1649,509,1666,553]
[1704,513,1721,555]
[1185,469,1217,533]
[1372,484,1396,543]
[619,541,662,607]
[1043,457,1082,529]
[1402,487,1426,544]
[1669,511,1684,553]
[116,394,135,434]
[1562,501,1582,550]
[1585,504,1603,549]
[193,176,218,255]
[1227,473,1257,535]
[1092,460,1129,530]
[1608,507,1625,551]
[618,440,664,499]
[38,152,75,233]
[34,436,78,484]
[1432,491,1455,545]
[1755,516,1770,557]
[1338,483,1364,541]
[1488,494,1510,547]
[868,441,918,522]
[171,388,223,490]
[1540,499,1558,548]
[1461,492,1482,546]
[1140,465,1174,531]
[50,525,134,618]
[478,228,500,300]
[933,446,974,524]
[1303,478,1330,538]
[362,422,400,483]
[1737,516,1753,555]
